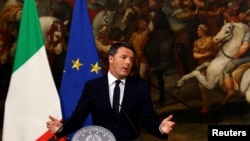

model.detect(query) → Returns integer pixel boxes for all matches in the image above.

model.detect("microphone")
[52,97,96,140]
[119,104,142,141]
[68,96,96,119]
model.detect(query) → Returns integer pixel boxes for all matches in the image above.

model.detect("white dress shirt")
[107,71,125,111]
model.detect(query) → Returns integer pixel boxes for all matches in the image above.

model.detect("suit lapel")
[99,75,113,110]
[121,76,134,107]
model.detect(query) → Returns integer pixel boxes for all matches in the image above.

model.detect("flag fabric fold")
[59,0,102,139]
[2,0,62,141]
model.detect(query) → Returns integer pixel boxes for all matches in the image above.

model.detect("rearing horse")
[176,22,250,103]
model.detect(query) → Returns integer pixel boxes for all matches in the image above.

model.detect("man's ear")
[108,55,113,63]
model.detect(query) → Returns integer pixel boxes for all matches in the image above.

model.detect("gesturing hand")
[160,114,175,134]
[46,115,63,133]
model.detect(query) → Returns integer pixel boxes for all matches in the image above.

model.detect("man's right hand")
[46,115,63,133]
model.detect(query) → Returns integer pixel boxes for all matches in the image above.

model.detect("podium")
[72,125,116,141]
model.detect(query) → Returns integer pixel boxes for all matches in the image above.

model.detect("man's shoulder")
[127,74,148,84]
[86,75,107,85]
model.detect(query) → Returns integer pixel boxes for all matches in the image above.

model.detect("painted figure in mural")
[0,0,23,96]
[221,0,250,104]
[223,1,242,23]
[221,30,250,105]
[0,0,23,64]
[177,22,250,106]
[92,0,141,44]
[121,5,141,41]
[192,0,225,36]
[169,0,198,75]
[193,24,220,113]
[129,17,149,79]
[92,9,116,43]
[144,0,175,105]
[162,0,180,17]
[47,0,72,43]
[91,0,118,44]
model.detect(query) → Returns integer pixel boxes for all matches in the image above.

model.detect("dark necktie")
[113,80,121,118]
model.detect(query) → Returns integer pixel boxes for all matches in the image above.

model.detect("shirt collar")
[108,71,125,85]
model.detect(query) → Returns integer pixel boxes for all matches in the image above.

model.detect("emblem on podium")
[72,125,116,141]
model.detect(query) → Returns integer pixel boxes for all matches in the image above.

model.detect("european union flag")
[59,0,102,138]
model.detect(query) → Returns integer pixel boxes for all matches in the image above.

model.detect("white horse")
[176,22,250,103]
[39,16,67,68]
[39,16,66,55]
[0,0,67,66]
[92,10,116,39]
[92,6,138,42]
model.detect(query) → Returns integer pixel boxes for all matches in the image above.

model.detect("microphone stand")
[119,104,142,141]
[49,97,96,141]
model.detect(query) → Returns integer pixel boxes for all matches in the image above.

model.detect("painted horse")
[176,22,250,104]
[39,16,67,90]
[92,5,140,44]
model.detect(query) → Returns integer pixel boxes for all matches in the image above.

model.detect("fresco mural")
[1,0,250,140]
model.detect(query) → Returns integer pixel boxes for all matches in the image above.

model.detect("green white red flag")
[2,0,62,140]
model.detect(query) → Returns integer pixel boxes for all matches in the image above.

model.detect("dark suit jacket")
[56,74,168,141]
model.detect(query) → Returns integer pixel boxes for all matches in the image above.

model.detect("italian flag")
[2,0,62,141]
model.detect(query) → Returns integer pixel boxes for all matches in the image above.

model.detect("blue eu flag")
[59,0,102,138]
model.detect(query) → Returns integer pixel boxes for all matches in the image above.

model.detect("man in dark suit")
[46,42,175,141]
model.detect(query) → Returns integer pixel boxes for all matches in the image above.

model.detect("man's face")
[109,47,134,79]
[197,27,204,37]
